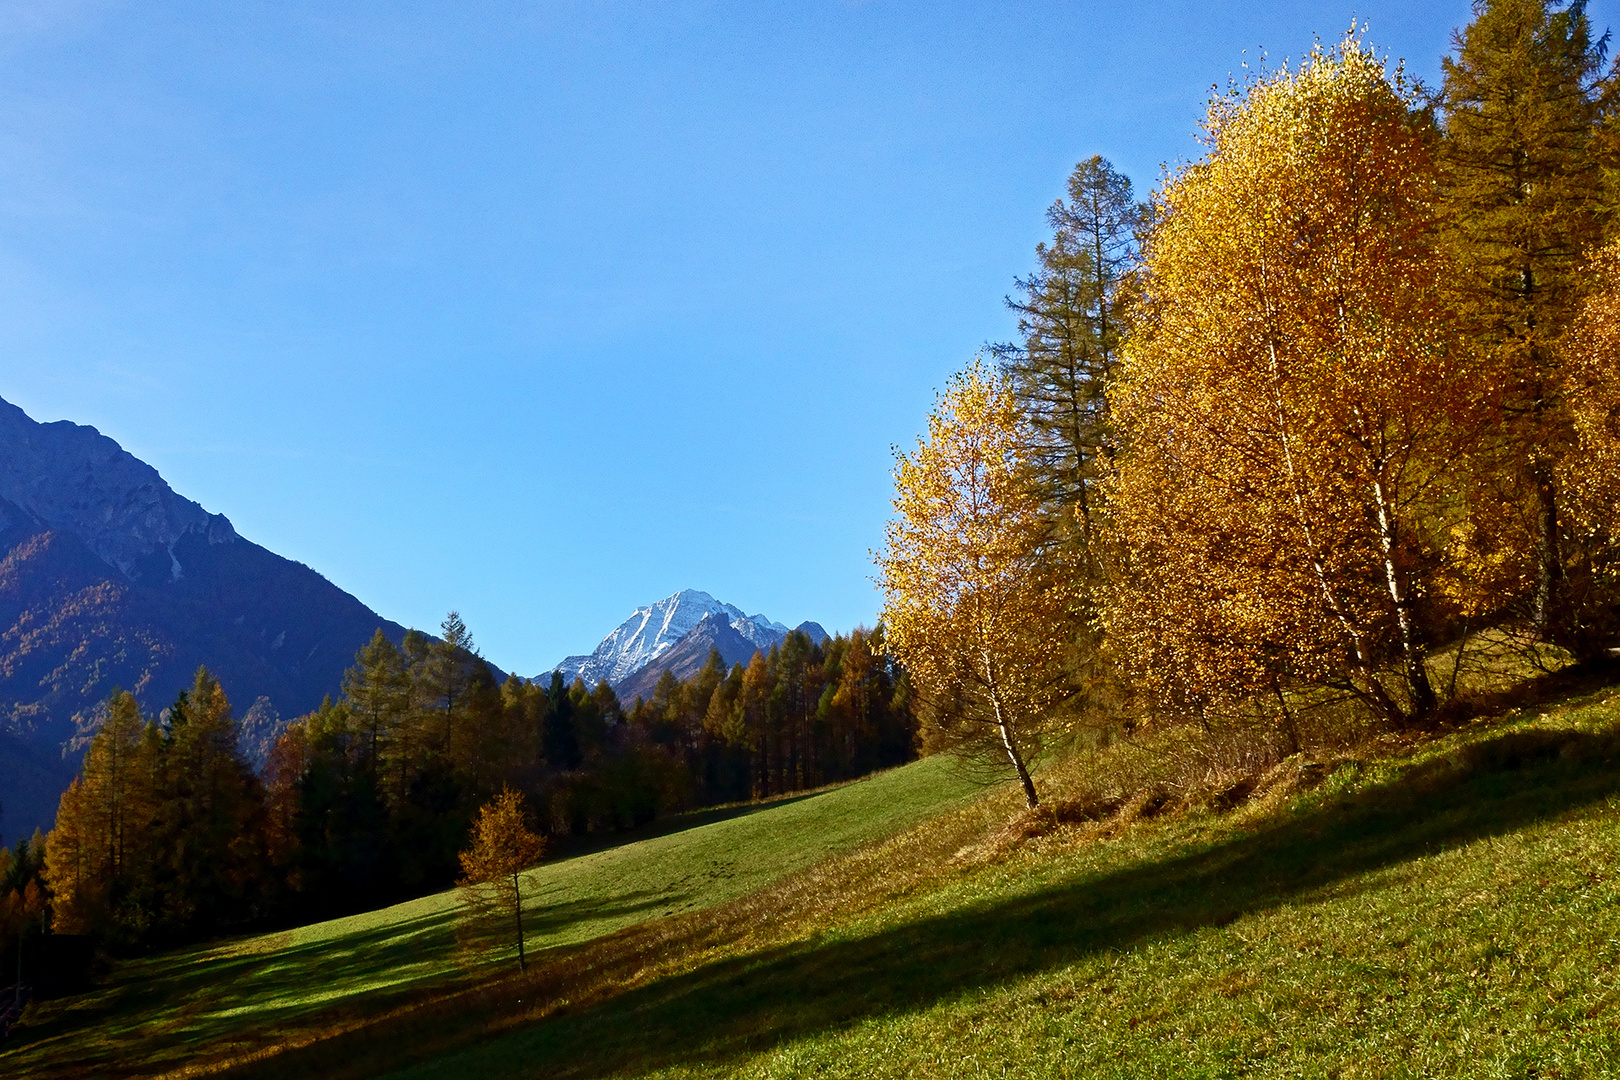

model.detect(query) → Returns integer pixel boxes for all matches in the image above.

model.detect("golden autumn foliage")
[457,787,546,971]
[1104,39,1494,726]
[44,691,151,936]
[1562,244,1620,519]
[1439,0,1617,646]
[1552,239,1620,646]
[878,360,1082,808]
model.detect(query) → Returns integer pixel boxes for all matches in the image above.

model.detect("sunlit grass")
[11,675,1620,1079]
[1,755,982,1078]
[368,680,1620,1080]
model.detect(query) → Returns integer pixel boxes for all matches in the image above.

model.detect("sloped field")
[11,675,1620,1079]
[1,755,982,1078]
[374,680,1620,1079]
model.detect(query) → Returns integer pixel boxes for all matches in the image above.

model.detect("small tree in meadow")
[456,788,546,971]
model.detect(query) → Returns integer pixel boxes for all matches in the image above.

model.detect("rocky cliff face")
[0,398,234,577]
[0,395,407,841]
[611,611,765,704]
[611,614,838,705]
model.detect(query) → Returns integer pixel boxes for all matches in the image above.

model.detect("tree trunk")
[1273,678,1301,756]
[1532,457,1563,639]
[982,647,1040,809]
[1001,722,1040,810]
[1370,477,1437,719]
[512,872,526,972]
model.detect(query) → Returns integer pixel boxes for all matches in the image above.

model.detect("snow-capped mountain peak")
[545,589,791,689]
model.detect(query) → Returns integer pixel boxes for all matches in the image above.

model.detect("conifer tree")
[153,668,265,936]
[343,629,407,785]
[829,629,881,774]
[739,652,773,797]
[428,611,481,757]
[996,155,1140,546]
[1441,0,1617,641]
[541,672,582,771]
[44,691,150,936]
[456,788,546,971]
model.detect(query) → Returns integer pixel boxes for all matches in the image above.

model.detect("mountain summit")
[547,589,790,689]
[542,588,838,697]
[0,395,407,839]
[0,397,238,577]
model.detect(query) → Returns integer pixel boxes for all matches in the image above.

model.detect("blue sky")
[0,0,1495,674]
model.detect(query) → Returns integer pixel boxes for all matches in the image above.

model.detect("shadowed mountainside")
[0,396,408,840]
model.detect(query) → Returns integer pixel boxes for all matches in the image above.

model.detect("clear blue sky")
[0,0,1505,675]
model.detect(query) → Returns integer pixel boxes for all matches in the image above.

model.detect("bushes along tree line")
[881,4,1620,806]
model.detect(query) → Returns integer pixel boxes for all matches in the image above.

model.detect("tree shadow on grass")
[399,725,1620,1079]
[510,890,685,945]
[0,888,677,1079]
[0,907,460,1078]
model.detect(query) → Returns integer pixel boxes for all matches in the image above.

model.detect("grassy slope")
[373,679,1620,1080]
[1,755,982,1079]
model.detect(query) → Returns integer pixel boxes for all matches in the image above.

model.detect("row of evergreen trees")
[30,617,915,950]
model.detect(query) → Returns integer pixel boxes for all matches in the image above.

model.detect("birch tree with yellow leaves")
[879,360,1081,808]
[1105,38,1494,728]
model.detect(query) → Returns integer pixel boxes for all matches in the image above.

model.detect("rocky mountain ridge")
[0,395,408,840]
[547,589,790,688]
[0,397,236,577]
[611,611,831,704]
[544,589,831,702]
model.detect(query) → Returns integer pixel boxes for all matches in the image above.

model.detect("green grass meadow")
[9,676,1620,1079]
[365,681,1620,1079]
[1,754,983,1078]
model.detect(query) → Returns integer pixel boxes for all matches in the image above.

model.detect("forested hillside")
[2,615,915,957]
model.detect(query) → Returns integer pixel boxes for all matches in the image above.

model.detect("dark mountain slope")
[793,620,830,645]
[0,396,408,841]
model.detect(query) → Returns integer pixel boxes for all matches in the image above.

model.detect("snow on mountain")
[612,611,764,705]
[545,589,790,689]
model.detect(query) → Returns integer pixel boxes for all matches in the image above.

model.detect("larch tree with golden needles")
[44,690,151,938]
[457,787,546,971]
[1106,38,1492,730]
[879,360,1080,809]
[1440,0,1616,647]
